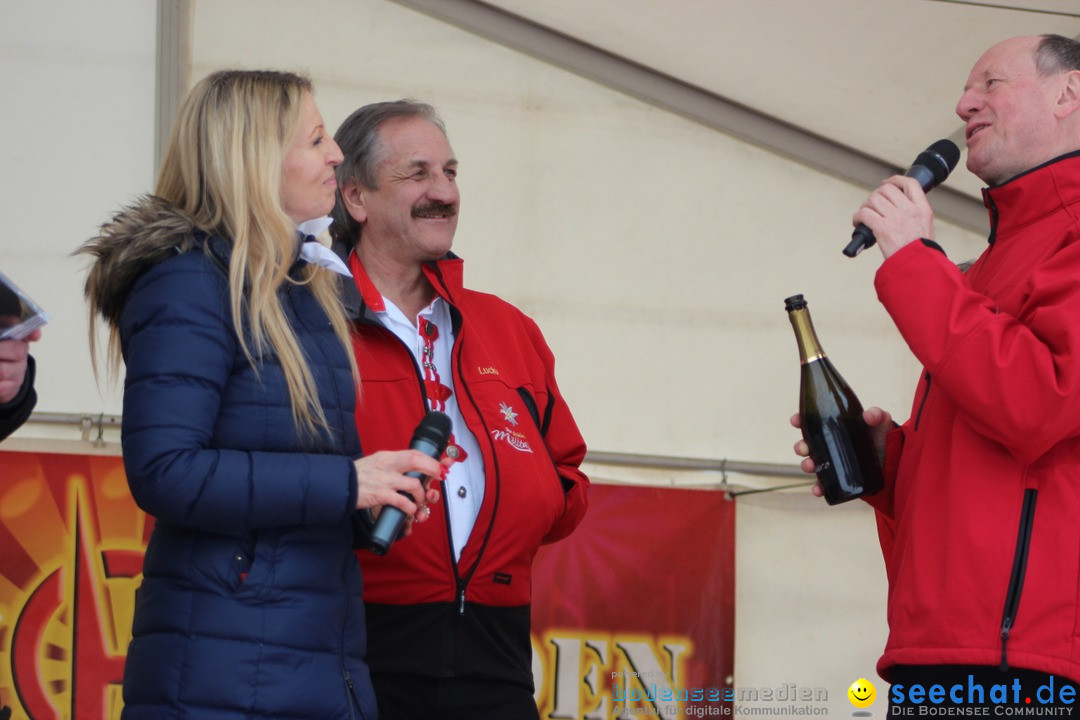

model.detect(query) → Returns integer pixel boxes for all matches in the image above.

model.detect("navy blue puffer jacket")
[82,197,374,720]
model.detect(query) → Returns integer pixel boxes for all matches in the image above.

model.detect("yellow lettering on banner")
[532,629,693,720]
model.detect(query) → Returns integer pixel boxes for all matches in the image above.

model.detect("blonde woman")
[80,70,442,719]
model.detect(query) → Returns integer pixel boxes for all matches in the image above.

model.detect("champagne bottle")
[785,294,883,505]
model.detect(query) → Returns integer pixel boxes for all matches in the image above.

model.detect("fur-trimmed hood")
[79,194,203,328]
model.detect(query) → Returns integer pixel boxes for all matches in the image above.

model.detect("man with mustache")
[794,35,1080,708]
[330,100,589,720]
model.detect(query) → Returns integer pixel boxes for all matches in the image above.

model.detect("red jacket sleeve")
[875,240,1080,465]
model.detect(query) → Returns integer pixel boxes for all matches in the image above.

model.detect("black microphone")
[368,410,452,556]
[843,139,961,258]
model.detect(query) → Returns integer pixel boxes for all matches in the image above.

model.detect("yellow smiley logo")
[848,677,876,708]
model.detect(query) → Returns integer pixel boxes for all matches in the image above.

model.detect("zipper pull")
[1000,618,1012,672]
[458,587,466,615]
[343,668,358,720]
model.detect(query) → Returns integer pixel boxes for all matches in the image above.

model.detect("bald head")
[956,35,1080,185]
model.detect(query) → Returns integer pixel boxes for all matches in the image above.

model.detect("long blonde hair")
[114,70,356,435]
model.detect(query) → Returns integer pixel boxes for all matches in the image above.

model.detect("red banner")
[0,451,734,719]
[531,484,735,719]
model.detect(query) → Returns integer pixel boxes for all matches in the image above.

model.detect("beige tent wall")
[1,0,1003,716]
[0,0,156,425]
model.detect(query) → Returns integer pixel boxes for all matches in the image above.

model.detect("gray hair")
[1036,34,1080,76]
[330,99,447,245]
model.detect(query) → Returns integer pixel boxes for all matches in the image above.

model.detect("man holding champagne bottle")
[793,34,1080,709]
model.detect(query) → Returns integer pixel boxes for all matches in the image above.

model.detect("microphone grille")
[413,410,453,445]
[928,139,961,173]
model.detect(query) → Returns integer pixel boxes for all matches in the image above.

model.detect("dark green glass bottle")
[785,294,883,505]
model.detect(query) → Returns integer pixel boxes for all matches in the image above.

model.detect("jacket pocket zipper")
[999,488,1038,671]
[517,388,542,433]
[913,372,931,431]
[343,668,357,720]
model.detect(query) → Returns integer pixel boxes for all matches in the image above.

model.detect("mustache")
[412,201,457,219]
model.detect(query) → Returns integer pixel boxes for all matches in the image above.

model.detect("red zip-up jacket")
[868,152,1080,683]
[343,251,589,688]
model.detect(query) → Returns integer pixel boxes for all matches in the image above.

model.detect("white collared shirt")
[368,295,485,562]
[296,217,351,276]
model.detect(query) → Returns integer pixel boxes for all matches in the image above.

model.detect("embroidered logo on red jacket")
[492,403,533,452]
[491,427,534,453]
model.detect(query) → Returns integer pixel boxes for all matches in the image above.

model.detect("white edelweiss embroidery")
[499,401,519,426]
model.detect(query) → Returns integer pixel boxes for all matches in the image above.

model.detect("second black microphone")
[368,410,452,556]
